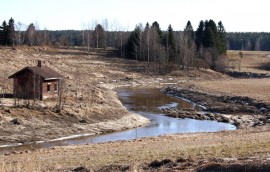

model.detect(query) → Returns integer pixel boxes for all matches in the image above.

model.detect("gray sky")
[1,0,269,32]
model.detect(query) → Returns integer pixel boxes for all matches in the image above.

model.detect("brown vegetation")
[0,46,151,145]
[0,47,270,171]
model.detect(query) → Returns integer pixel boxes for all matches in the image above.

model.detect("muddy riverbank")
[163,87,270,128]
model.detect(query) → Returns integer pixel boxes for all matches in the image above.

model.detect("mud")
[90,157,270,172]
[226,71,270,79]
[163,87,270,128]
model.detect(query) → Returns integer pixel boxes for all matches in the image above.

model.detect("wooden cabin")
[9,61,63,100]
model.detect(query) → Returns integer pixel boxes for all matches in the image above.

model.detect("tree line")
[0,18,126,49]
[1,18,229,72]
[124,20,227,72]
[0,18,15,46]
[227,32,270,51]
[0,17,229,72]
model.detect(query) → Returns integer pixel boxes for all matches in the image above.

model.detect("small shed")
[9,61,63,100]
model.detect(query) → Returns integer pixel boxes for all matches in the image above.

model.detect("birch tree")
[25,23,35,46]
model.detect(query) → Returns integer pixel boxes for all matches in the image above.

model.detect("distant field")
[227,50,270,73]
[195,78,270,103]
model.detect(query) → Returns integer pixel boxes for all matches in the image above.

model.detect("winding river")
[0,87,236,154]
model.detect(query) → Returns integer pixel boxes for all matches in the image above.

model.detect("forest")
[227,32,270,51]
[1,17,270,73]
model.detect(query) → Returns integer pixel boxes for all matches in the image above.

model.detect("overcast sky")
[1,0,269,32]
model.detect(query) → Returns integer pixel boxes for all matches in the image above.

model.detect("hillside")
[0,47,270,171]
[0,46,227,145]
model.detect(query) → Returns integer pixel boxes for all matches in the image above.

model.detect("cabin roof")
[9,66,63,80]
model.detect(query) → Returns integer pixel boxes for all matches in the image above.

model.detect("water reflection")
[118,87,200,113]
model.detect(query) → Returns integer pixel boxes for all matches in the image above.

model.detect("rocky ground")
[0,47,270,171]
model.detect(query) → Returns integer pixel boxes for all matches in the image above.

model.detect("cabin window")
[54,83,58,92]
[47,83,51,92]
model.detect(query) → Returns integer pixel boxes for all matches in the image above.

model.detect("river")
[0,87,236,154]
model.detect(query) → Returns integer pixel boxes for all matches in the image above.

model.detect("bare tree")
[81,22,86,46]
[102,18,109,49]
[86,21,95,53]
[239,51,244,71]
[25,23,36,46]
[15,22,23,45]
[93,24,105,49]
[179,33,196,69]
[111,20,120,50]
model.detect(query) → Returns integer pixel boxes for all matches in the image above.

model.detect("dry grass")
[0,46,152,145]
[191,50,270,103]
[227,50,270,73]
[1,48,270,171]
[0,129,269,171]
[194,78,270,103]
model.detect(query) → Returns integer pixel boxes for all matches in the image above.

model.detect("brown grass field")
[0,47,270,171]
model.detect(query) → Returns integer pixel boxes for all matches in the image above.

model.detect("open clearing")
[0,47,270,171]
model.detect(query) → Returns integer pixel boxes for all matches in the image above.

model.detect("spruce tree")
[184,21,194,48]
[167,24,176,61]
[167,24,175,50]
[195,20,204,51]
[151,21,163,40]
[0,21,8,45]
[7,18,15,46]
[217,21,227,54]
[125,25,141,60]
[203,20,217,48]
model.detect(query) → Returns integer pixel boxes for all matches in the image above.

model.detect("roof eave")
[44,77,63,81]
[8,67,30,79]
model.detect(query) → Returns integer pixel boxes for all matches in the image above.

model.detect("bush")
[214,55,229,73]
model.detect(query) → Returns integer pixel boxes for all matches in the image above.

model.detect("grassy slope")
[0,48,270,171]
